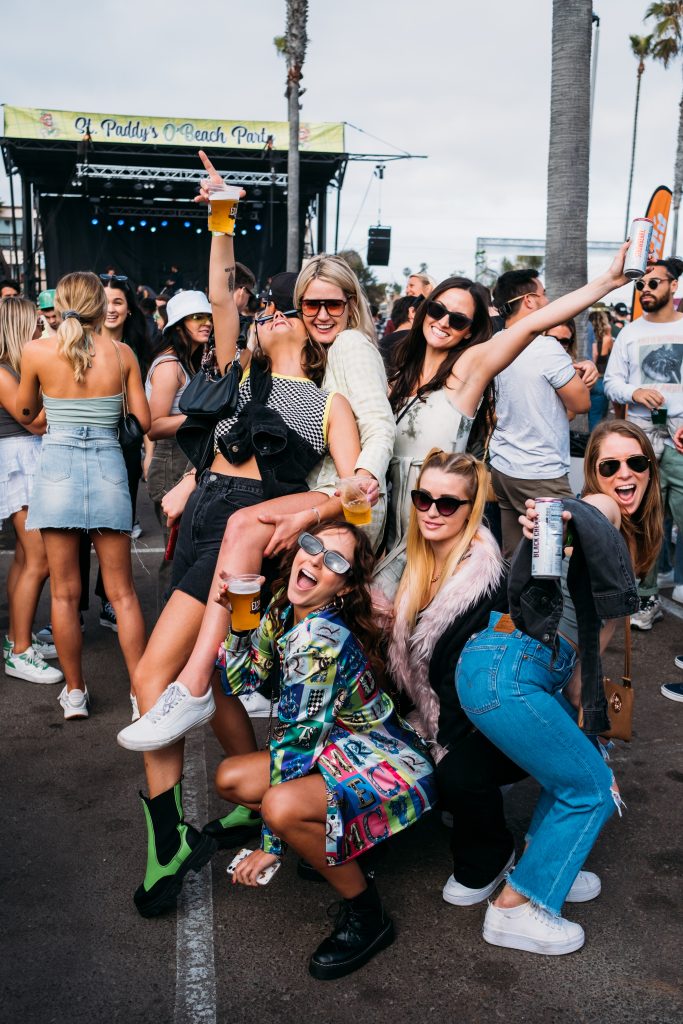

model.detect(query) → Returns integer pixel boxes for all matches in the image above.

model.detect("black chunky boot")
[308,879,395,980]
[134,782,216,918]
[202,805,262,850]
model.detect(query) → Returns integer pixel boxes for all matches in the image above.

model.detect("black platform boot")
[308,879,395,980]
[202,805,263,850]
[134,781,216,918]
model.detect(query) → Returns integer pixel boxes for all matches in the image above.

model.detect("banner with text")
[632,185,672,320]
[1,105,345,154]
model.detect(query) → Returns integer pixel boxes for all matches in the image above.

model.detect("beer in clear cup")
[227,574,261,631]
[338,477,372,526]
[207,182,241,235]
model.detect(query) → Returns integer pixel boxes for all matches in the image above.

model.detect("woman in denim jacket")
[455,420,662,955]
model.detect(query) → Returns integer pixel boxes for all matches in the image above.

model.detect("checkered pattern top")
[214,371,333,456]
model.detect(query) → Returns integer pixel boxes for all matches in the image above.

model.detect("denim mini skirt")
[26,425,132,532]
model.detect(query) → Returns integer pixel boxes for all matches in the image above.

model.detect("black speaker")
[367,226,391,266]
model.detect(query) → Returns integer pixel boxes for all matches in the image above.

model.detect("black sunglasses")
[425,300,472,332]
[299,298,348,317]
[634,276,673,292]
[100,273,128,284]
[255,308,299,325]
[597,455,650,478]
[411,488,472,517]
[298,532,351,575]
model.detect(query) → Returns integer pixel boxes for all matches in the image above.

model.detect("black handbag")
[178,351,242,419]
[112,339,145,450]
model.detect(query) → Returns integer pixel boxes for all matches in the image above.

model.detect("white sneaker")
[5,646,64,684]
[630,596,664,631]
[238,690,272,718]
[4,634,58,661]
[131,520,142,540]
[565,869,601,903]
[130,693,140,722]
[483,900,585,955]
[443,852,515,906]
[671,584,683,605]
[116,682,216,751]
[657,569,675,588]
[59,685,90,720]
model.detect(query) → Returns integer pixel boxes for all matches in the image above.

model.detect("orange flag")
[631,185,672,320]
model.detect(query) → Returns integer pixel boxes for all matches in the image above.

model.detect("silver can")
[532,498,564,579]
[624,218,654,279]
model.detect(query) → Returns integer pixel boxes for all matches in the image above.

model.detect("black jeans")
[436,730,527,889]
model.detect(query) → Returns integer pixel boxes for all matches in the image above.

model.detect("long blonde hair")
[396,449,490,632]
[0,297,38,374]
[294,254,377,342]
[54,272,107,382]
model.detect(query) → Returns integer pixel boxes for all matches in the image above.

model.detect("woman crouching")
[215,521,436,980]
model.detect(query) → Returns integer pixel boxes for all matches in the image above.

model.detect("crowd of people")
[2,149,683,980]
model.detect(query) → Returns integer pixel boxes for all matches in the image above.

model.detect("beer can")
[531,498,564,579]
[624,218,654,279]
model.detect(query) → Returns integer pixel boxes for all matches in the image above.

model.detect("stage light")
[240,229,247,236]
[117,218,125,226]
[150,226,157,233]
[140,220,147,227]
[161,220,169,228]
[133,183,143,192]
[91,217,99,226]
[195,227,202,234]
[130,225,136,232]
[254,223,262,232]
[183,220,191,228]
[106,225,113,232]
[163,184,173,193]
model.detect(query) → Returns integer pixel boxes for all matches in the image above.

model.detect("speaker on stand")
[367,226,391,266]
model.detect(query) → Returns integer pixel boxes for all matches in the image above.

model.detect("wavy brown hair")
[252,319,327,386]
[582,420,663,579]
[268,520,384,676]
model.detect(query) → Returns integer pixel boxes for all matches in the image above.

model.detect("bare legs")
[216,755,366,899]
[7,507,49,653]
[41,528,146,692]
[177,492,323,696]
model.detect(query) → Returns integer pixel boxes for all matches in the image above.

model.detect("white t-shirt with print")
[489,333,576,479]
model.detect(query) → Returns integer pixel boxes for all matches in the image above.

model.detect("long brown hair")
[0,297,37,373]
[252,320,327,386]
[268,520,384,676]
[582,420,663,578]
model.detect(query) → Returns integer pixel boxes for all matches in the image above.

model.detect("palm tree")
[624,34,653,236]
[280,0,308,271]
[645,2,683,252]
[545,0,593,311]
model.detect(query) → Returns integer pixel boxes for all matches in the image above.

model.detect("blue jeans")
[588,377,609,433]
[456,612,616,914]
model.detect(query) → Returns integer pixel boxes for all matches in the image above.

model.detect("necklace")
[431,570,442,584]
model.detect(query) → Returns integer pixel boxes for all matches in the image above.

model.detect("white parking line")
[174,728,216,1024]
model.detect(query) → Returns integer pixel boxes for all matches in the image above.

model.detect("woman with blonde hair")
[17,272,150,720]
[387,448,528,908]
[0,298,62,683]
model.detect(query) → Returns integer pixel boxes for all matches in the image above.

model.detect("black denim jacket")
[508,498,639,735]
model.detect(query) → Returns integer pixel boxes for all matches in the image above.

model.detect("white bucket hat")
[163,290,212,332]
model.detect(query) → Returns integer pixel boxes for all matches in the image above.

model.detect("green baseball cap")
[38,289,56,310]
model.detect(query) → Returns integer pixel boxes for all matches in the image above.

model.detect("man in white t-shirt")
[604,257,683,628]
[489,269,593,556]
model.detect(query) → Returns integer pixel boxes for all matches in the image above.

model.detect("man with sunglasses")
[604,257,683,623]
[488,268,593,556]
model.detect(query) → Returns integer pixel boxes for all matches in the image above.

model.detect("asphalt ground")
[1,489,682,1024]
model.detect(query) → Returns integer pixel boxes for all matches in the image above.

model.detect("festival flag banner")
[632,185,672,320]
[1,105,345,154]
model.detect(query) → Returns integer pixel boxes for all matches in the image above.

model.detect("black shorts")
[170,472,264,605]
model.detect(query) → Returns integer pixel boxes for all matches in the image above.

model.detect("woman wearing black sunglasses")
[388,448,529,911]
[452,418,662,955]
[375,245,633,598]
[215,520,435,980]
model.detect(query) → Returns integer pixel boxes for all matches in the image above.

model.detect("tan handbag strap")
[110,339,129,417]
[623,616,632,685]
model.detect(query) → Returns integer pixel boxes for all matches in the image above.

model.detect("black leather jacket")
[508,498,639,735]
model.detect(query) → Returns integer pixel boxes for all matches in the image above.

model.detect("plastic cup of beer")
[207,182,241,235]
[338,477,372,526]
[227,574,261,631]
[651,406,668,425]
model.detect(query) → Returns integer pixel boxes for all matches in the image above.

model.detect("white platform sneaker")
[483,900,585,955]
[117,682,216,751]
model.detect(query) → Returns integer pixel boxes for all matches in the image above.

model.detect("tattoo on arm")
[225,265,235,293]
[22,408,30,416]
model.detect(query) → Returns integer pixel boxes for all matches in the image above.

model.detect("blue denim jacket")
[508,498,639,735]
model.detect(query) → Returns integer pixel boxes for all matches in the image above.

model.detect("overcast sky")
[1,0,680,288]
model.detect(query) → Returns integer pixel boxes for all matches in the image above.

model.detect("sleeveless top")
[43,393,123,427]
[0,363,31,439]
[214,371,333,458]
[145,354,191,415]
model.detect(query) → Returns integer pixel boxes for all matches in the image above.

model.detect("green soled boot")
[202,804,262,850]
[134,781,216,918]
